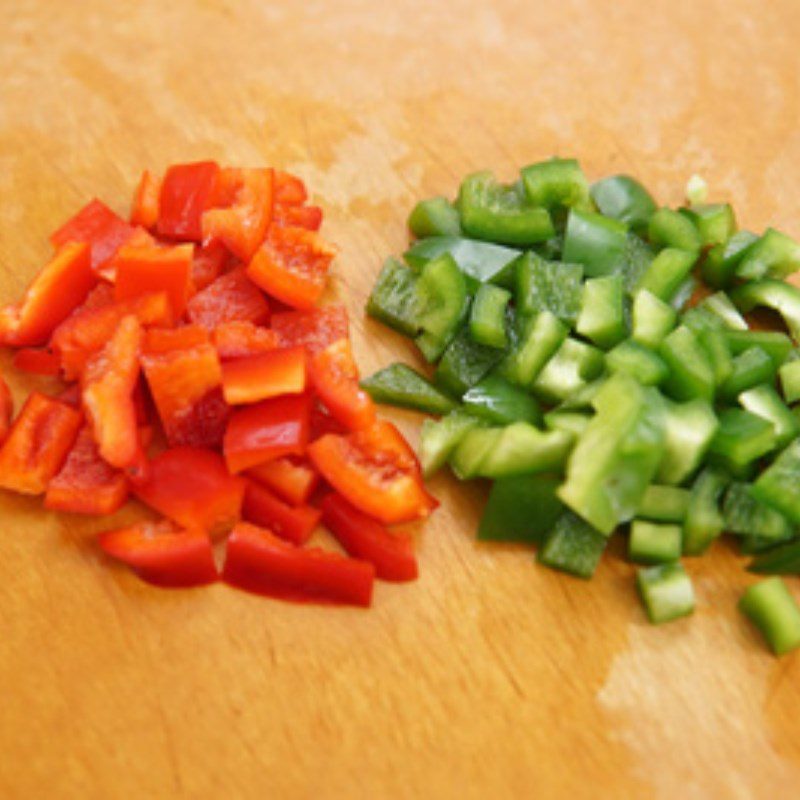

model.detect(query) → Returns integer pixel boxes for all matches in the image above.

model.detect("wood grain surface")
[2,1,800,798]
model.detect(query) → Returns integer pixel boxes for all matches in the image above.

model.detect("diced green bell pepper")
[697,329,733,388]
[637,563,695,624]
[576,274,627,349]
[637,247,697,303]
[543,410,591,438]
[637,485,691,523]
[532,338,605,403]
[656,398,718,485]
[723,329,793,367]
[659,325,716,402]
[589,174,657,235]
[538,511,607,579]
[719,346,775,400]
[631,289,677,348]
[366,257,419,337]
[739,577,800,655]
[462,374,542,426]
[680,203,736,247]
[752,438,800,525]
[606,339,668,386]
[722,481,794,541]
[434,325,503,396]
[648,207,701,252]
[514,252,583,323]
[739,384,800,449]
[698,291,748,330]
[731,279,800,342]
[749,539,800,575]
[408,196,462,238]
[735,228,800,281]
[361,363,456,415]
[708,408,776,472]
[469,284,511,349]
[683,467,728,555]
[563,209,629,278]
[419,411,481,478]
[619,233,656,293]
[520,157,591,210]
[702,230,759,288]
[629,520,683,565]
[779,360,800,404]
[499,310,568,388]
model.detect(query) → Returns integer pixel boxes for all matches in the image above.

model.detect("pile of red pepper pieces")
[0,162,437,606]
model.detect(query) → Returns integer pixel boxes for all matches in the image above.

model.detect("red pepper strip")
[51,290,172,381]
[140,326,227,448]
[0,376,12,444]
[113,242,193,318]
[130,170,162,230]
[98,520,218,588]
[310,338,376,430]
[132,447,245,536]
[12,348,61,376]
[223,522,375,606]
[224,393,311,474]
[57,384,81,408]
[212,321,279,361]
[242,480,321,545]
[308,420,436,524]
[44,426,128,515]
[321,492,418,582]
[201,168,274,262]
[273,204,323,231]
[80,282,116,310]
[309,402,348,439]
[50,198,136,272]
[156,161,220,241]
[82,314,143,470]
[270,305,349,355]
[191,240,228,292]
[0,242,96,347]
[273,171,308,205]
[186,268,270,330]
[247,456,319,506]
[221,346,307,405]
[0,392,82,495]
[247,226,337,311]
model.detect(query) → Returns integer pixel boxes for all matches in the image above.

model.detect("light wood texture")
[2,1,800,797]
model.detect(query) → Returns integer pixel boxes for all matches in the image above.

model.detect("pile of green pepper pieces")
[363,157,800,656]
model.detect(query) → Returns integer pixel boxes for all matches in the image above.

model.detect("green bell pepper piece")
[514,252,583,323]
[589,174,657,234]
[697,329,733,388]
[659,325,716,402]
[629,520,683,565]
[563,208,629,277]
[462,374,542,426]
[520,157,591,210]
[408,196,461,238]
[701,230,758,288]
[576,274,627,349]
[739,577,800,655]
[698,291,748,330]
[360,363,456,415]
[434,325,503,396]
[753,438,800,524]
[499,310,568,388]
[543,410,591,438]
[366,257,419,337]
[637,563,695,624]
[740,533,797,557]
[631,289,677,348]
[637,247,697,303]
[648,207,701,252]
[719,346,775,400]
[683,467,728,555]
[739,384,800,449]
[708,408,776,472]
[619,233,657,293]
[469,284,511,349]
[722,482,794,541]
[637,485,690,523]
[735,228,800,281]
[605,340,668,386]
[749,539,800,575]
[680,203,736,247]
[723,329,792,368]
[419,410,481,478]
[656,398,718,485]
[731,279,800,341]
[532,338,605,403]
[538,511,607,579]
[779,360,800,403]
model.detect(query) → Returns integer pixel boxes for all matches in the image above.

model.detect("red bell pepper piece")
[51,290,172,381]
[44,426,128,515]
[223,393,311,474]
[186,268,270,330]
[50,199,135,272]
[223,522,375,606]
[321,492,418,582]
[242,480,321,545]
[247,456,319,506]
[201,168,274,262]
[130,170,162,230]
[140,325,228,448]
[221,346,307,405]
[246,226,337,310]
[0,242,96,347]
[113,242,193,318]
[191,240,228,291]
[98,520,218,588]
[310,338,376,430]
[157,161,220,241]
[308,420,436,524]
[12,348,61,376]
[273,204,323,231]
[132,446,245,536]
[212,321,279,361]
[270,305,349,355]
[309,402,348,439]
[82,314,143,470]
[80,282,117,310]
[274,171,308,205]
[0,392,82,494]
[0,376,12,444]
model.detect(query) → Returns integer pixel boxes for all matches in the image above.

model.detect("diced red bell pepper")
[113,242,193,318]
[309,402,348,439]
[191,240,228,291]
[52,290,172,381]
[44,426,128,515]
[12,348,61,376]
[321,492,418,582]
[308,420,436,524]
[130,170,162,230]
[185,268,270,330]
[80,282,117,310]
[247,456,319,506]
[310,338,376,430]
[0,242,96,347]
[157,161,220,241]
[242,480,321,545]
[57,384,81,408]
[201,168,274,262]
[50,199,136,272]
[223,393,311,474]
[82,314,143,470]
[212,321,279,361]
[273,204,323,231]
[140,325,227,448]
[270,305,349,355]
[223,522,375,606]
[98,520,218,588]
[274,171,308,205]
[246,226,337,310]
[132,446,245,536]
[0,392,82,495]
[221,346,307,405]
[0,376,12,444]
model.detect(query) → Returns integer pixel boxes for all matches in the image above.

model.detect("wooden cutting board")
[2,1,800,797]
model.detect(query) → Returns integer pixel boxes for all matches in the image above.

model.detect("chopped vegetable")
[739,578,800,655]
[637,563,695,623]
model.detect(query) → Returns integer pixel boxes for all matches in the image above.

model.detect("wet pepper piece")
[133,447,245,536]
[247,225,337,310]
[311,338,377,430]
[130,170,162,230]
[0,242,96,347]
[190,240,228,291]
[201,168,273,262]
[242,480,321,545]
[222,346,307,405]
[186,268,270,330]
[271,305,349,355]
[44,426,128,515]
[223,522,375,607]
[273,204,323,231]
[212,321,279,361]
[247,456,319,506]
[273,171,308,205]
[13,348,61,376]
[98,520,218,588]
[224,393,311,474]
[157,161,220,241]
[0,392,82,494]
[50,199,135,272]
[308,420,436,525]
[321,492,418,582]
